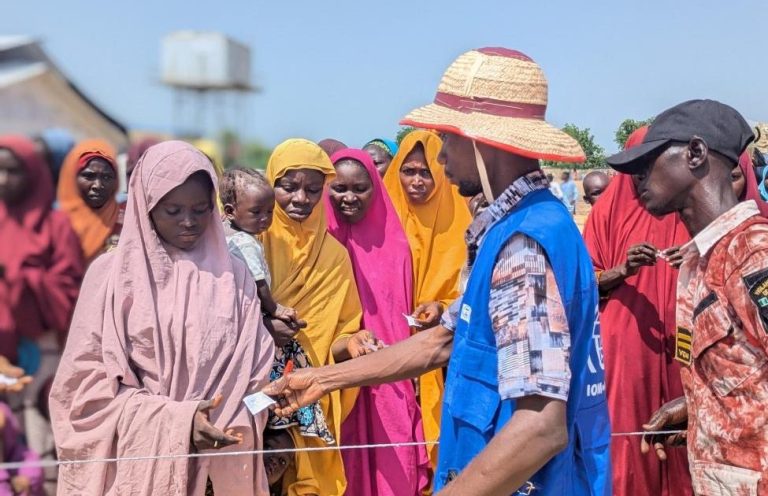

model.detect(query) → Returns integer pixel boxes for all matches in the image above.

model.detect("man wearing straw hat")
[264,48,611,495]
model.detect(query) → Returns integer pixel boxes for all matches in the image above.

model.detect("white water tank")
[161,31,252,90]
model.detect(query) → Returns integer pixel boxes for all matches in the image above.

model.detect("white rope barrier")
[0,431,686,471]
[611,430,685,437]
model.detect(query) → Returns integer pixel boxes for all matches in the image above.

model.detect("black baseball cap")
[607,99,754,174]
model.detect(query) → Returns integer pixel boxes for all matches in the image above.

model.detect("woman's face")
[0,148,28,206]
[273,169,325,222]
[150,172,213,251]
[731,164,746,199]
[77,157,118,209]
[328,160,374,224]
[398,144,435,204]
[363,145,392,177]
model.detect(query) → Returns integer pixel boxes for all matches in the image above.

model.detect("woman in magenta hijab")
[324,148,429,496]
[50,141,275,495]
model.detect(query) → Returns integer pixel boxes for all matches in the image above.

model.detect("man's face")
[438,132,483,197]
[632,145,692,216]
[561,171,570,182]
[582,174,610,206]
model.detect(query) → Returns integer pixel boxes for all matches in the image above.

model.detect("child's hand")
[275,305,307,331]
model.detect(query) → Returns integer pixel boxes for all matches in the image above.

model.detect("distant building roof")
[0,36,127,146]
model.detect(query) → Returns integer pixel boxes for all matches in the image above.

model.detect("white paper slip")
[364,341,379,353]
[0,374,19,386]
[363,340,387,352]
[403,313,424,328]
[243,392,276,415]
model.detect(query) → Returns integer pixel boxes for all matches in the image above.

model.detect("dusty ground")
[575,195,590,231]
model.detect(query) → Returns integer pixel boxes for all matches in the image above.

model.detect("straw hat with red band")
[400,47,585,163]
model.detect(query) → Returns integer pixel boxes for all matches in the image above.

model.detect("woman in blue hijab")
[363,138,398,177]
[759,163,768,201]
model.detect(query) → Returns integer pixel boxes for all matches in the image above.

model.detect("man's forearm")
[439,396,568,496]
[598,264,629,293]
[318,325,453,393]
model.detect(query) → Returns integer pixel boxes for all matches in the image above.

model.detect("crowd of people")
[2,46,768,495]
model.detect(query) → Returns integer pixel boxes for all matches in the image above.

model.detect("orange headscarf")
[383,130,471,470]
[57,139,119,264]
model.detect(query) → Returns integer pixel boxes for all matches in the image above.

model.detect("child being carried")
[220,167,304,330]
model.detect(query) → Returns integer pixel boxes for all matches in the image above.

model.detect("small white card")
[460,304,472,323]
[364,341,380,353]
[243,392,276,415]
[0,374,19,386]
[403,313,424,328]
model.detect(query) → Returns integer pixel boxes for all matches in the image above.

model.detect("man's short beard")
[457,181,483,198]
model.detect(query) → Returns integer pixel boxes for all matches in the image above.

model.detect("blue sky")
[3,0,767,153]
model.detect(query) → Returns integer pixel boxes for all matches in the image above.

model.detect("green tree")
[217,129,271,171]
[542,123,605,170]
[220,130,239,170]
[614,118,654,149]
[396,126,416,145]
[240,141,272,171]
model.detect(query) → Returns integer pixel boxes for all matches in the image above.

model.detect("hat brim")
[606,139,671,174]
[401,103,586,163]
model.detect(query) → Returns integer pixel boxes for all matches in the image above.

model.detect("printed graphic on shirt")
[440,298,461,332]
[442,170,550,334]
[490,234,571,401]
[675,326,692,366]
[743,267,768,333]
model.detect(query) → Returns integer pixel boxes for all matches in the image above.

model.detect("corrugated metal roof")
[0,36,127,138]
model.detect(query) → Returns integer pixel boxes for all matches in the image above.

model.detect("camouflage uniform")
[675,201,768,494]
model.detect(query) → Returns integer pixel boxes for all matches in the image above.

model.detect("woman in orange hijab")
[57,140,122,264]
[383,130,471,471]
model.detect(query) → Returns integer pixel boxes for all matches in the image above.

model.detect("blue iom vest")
[436,189,611,495]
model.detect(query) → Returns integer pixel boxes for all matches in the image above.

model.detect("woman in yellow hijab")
[383,130,471,470]
[262,139,371,496]
[57,139,122,265]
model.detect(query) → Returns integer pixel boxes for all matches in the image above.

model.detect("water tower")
[160,31,258,138]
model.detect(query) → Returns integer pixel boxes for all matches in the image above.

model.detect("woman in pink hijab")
[49,141,275,495]
[324,148,429,496]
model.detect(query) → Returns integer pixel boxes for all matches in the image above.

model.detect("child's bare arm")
[256,280,278,316]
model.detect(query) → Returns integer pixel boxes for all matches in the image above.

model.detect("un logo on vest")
[587,306,604,374]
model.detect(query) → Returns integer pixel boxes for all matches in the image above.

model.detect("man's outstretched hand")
[262,368,326,417]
